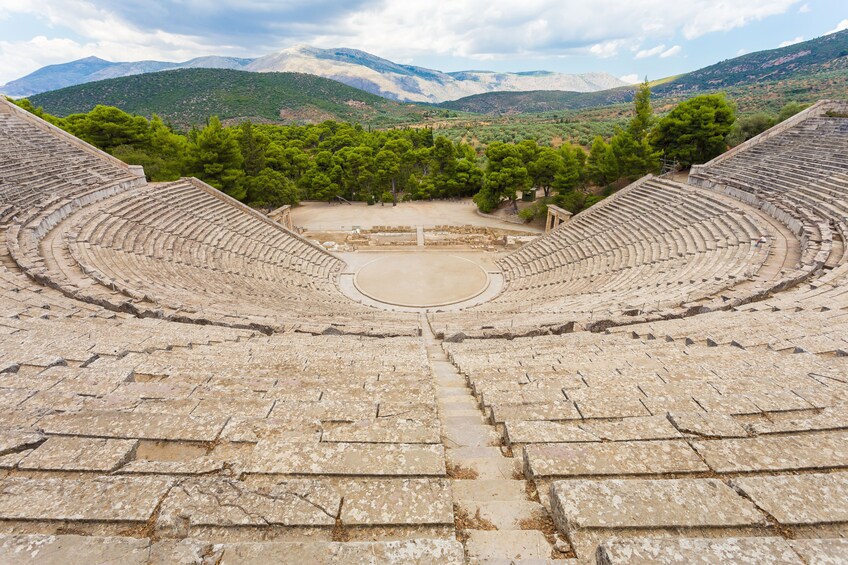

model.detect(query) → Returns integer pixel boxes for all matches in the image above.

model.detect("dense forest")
[10,85,805,218]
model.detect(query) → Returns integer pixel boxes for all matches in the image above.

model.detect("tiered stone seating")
[691,101,848,283]
[432,176,776,336]
[444,331,848,559]
[2,95,848,562]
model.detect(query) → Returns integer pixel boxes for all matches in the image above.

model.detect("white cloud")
[778,36,804,47]
[0,0,807,83]
[660,45,681,58]
[737,48,748,55]
[635,44,666,59]
[619,73,640,84]
[825,19,848,35]
[798,3,810,12]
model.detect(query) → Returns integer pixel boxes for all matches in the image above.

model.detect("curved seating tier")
[431,176,775,336]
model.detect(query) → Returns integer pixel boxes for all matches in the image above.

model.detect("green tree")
[628,79,654,140]
[238,122,267,176]
[64,105,149,154]
[529,146,562,198]
[586,136,619,186]
[552,144,583,193]
[777,101,809,123]
[244,167,299,208]
[474,142,530,213]
[650,94,736,167]
[726,113,777,146]
[186,116,246,200]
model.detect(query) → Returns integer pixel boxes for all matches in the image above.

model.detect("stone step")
[447,446,520,480]
[457,500,548,530]
[451,479,530,503]
[442,424,501,449]
[465,530,553,563]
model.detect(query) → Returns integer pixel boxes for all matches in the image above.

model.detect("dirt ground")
[291,199,544,232]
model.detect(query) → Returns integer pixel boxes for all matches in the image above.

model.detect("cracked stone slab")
[731,472,848,525]
[504,420,598,445]
[747,404,848,435]
[0,428,44,456]
[525,440,708,478]
[269,400,377,422]
[246,442,445,476]
[118,457,224,475]
[789,539,848,564]
[38,411,228,442]
[550,478,766,532]
[155,478,338,535]
[217,538,464,564]
[595,537,802,565]
[578,415,683,441]
[0,448,33,469]
[341,478,453,526]
[667,411,750,437]
[0,534,151,565]
[0,476,173,522]
[18,436,137,472]
[219,416,321,443]
[489,401,581,423]
[322,418,440,444]
[690,431,848,473]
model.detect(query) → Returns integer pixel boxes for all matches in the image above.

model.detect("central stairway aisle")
[422,318,576,564]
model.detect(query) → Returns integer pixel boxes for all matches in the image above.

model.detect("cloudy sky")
[0,0,846,85]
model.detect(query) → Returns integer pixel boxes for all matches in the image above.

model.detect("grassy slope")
[29,68,453,129]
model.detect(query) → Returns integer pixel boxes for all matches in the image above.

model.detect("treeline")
[10,87,803,217]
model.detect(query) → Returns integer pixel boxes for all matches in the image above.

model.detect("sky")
[0,0,846,85]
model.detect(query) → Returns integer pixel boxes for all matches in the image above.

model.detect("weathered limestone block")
[489,401,581,423]
[667,411,749,437]
[246,442,445,476]
[550,478,766,538]
[464,530,552,562]
[217,538,464,564]
[322,418,440,444]
[525,440,707,478]
[789,538,848,565]
[38,411,227,442]
[340,478,453,526]
[0,428,44,456]
[0,534,151,565]
[18,436,137,471]
[118,457,224,476]
[595,537,802,565]
[579,415,683,441]
[691,431,848,472]
[0,476,172,522]
[155,478,339,535]
[504,420,598,445]
[219,416,321,443]
[732,472,848,525]
[269,400,377,422]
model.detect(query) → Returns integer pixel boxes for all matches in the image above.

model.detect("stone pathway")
[417,225,425,247]
[422,319,573,563]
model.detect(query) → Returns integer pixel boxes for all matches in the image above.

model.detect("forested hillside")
[29,68,456,129]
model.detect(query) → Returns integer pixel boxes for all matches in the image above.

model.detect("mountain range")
[0,46,626,103]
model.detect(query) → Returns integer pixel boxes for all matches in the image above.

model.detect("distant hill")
[2,46,626,103]
[245,46,626,103]
[441,30,848,114]
[28,68,446,129]
[0,56,253,97]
